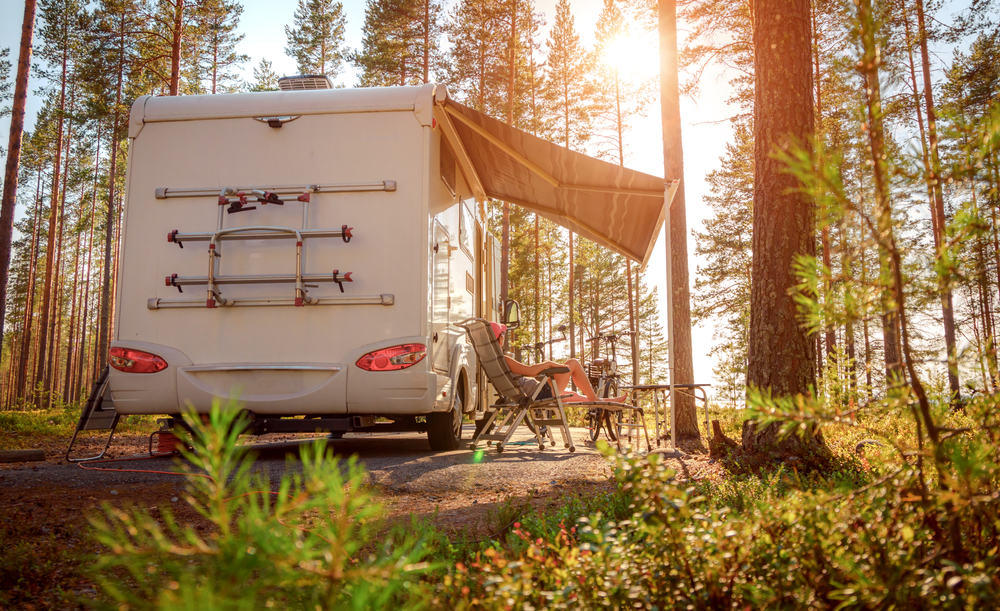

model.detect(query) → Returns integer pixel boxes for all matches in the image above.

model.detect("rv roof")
[129,84,436,137]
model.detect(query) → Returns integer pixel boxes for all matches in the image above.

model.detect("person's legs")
[551,359,625,402]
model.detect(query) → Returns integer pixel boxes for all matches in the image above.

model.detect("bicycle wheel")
[587,408,602,442]
[602,380,619,442]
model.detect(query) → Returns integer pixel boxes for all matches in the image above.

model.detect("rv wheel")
[428,392,463,451]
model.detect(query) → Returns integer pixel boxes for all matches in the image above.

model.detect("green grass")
[0,403,161,450]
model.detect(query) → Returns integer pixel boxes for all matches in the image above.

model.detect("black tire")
[602,380,619,442]
[428,392,464,451]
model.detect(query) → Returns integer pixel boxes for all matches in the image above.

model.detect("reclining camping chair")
[458,318,576,453]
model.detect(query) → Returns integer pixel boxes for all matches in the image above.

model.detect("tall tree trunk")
[812,3,836,364]
[75,129,101,394]
[861,243,873,396]
[627,260,637,386]
[658,0,699,437]
[534,214,540,346]
[499,0,517,308]
[98,21,127,373]
[64,219,83,401]
[34,38,71,403]
[742,0,822,453]
[169,0,185,95]
[0,0,38,343]
[422,0,430,83]
[841,224,857,393]
[15,168,44,401]
[45,84,77,403]
[914,0,960,403]
[861,0,902,388]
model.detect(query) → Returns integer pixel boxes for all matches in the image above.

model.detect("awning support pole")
[664,183,676,451]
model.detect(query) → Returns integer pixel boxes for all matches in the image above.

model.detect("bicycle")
[584,330,635,443]
[513,324,567,364]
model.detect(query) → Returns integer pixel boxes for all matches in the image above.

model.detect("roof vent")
[278,75,333,91]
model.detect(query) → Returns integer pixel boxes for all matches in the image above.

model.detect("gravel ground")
[2,424,726,533]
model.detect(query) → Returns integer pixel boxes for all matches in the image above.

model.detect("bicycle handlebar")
[586,331,636,343]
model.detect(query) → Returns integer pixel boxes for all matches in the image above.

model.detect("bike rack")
[152,182,384,309]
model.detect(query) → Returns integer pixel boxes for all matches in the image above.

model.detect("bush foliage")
[88,404,431,610]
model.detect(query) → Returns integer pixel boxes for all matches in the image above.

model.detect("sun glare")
[603,35,657,76]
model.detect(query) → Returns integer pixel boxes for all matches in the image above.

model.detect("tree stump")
[708,420,738,458]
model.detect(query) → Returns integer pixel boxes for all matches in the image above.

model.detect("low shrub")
[87,401,432,610]
[441,393,1000,609]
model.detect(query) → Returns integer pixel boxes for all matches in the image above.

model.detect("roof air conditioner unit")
[278,75,333,91]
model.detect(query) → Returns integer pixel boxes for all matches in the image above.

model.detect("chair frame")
[459,318,652,454]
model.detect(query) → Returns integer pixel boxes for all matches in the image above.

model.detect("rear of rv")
[110,84,451,421]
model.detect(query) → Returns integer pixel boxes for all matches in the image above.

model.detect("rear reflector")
[356,344,426,372]
[109,347,168,374]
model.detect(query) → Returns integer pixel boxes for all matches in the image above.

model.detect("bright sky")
[0,0,734,393]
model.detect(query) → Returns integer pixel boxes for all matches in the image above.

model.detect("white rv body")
[111,84,498,438]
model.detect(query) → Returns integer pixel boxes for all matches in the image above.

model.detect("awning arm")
[434,105,486,203]
[442,104,664,198]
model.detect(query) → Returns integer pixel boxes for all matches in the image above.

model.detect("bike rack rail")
[151,181,391,310]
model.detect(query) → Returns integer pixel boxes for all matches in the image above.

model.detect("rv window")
[459,201,474,259]
[441,140,457,197]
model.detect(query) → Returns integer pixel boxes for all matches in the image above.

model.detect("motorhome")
[72,77,675,455]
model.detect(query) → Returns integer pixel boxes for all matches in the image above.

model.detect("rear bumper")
[107,340,441,416]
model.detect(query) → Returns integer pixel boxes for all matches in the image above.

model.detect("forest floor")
[1,423,723,609]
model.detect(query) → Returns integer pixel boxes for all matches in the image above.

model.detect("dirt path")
[4,425,725,529]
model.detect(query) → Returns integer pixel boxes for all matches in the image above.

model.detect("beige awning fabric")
[437,97,678,268]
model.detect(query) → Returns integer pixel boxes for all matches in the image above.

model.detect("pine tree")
[284,0,347,78]
[31,0,85,403]
[445,0,508,115]
[352,0,444,86]
[742,0,822,453]
[590,0,656,387]
[82,0,147,375]
[248,58,280,92]
[541,0,590,361]
[194,0,248,94]
[590,0,654,164]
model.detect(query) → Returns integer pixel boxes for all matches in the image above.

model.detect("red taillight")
[356,344,426,372]
[109,347,168,373]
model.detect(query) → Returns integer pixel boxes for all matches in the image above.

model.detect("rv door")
[431,221,450,373]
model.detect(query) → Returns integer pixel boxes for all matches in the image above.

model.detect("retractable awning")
[433,88,679,268]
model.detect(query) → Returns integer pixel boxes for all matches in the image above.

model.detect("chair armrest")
[537,366,570,376]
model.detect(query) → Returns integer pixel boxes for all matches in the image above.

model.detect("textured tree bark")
[742,0,825,454]
[658,0,698,437]
[169,0,185,96]
[0,0,37,351]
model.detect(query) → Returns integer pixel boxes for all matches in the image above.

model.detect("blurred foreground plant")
[88,401,430,610]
